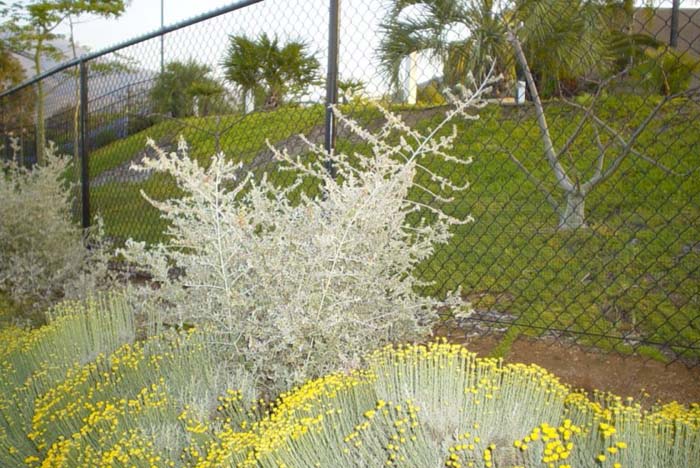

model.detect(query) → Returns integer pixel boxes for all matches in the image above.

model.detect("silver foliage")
[119,72,499,394]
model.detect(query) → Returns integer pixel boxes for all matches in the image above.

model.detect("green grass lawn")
[407,96,700,361]
[86,96,700,361]
[89,105,325,240]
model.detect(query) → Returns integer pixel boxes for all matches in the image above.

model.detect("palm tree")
[379,0,507,90]
[379,0,614,97]
[221,35,259,112]
[222,33,320,110]
[514,0,609,95]
[338,78,366,103]
[151,60,224,118]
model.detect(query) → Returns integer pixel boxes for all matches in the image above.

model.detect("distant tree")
[222,33,320,110]
[0,41,24,89]
[630,47,700,96]
[2,0,127,163]
[221,35,258,112]
[0,42,35,153]
[337,78,366,104]
[151,60,224,118]
[506,28,696,230]
[379,0,623,97]
[65,11,133,171]
[379,0,508,91]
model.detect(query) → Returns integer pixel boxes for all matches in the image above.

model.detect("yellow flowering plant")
[2,299,699,468]
[0,293,136,466]
[213,342,700,468]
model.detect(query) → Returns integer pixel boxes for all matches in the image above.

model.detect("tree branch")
[556,68,629,161]
[506,28,574,193]
[582,123,608,191]
[564,98,698,182]
[590,96,667,185]
[508,152,561,213]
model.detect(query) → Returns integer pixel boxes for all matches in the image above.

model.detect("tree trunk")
[264,90,280,109]
[559,190,587,230]
[243,88,254,114]
[70,90,81,189]
[402,51,418,105]
[69,17,81,185]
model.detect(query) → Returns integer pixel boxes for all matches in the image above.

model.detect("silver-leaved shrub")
[120,75,497,394]
[0,142,110,310]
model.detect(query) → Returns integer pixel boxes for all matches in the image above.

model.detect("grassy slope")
[87,97,700,360]
[89,106,325,241]
[408,96,699,359]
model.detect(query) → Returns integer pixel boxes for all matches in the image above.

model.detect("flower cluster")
[0,293,136,466]
[2,304,699,468]
[181,341,700,468]
[27,328,240,467]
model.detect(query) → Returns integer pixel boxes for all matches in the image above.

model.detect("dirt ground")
[436,329,700,406]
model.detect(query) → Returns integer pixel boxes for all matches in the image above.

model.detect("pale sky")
[55,0,694,54]
[34,0,700,101]
[56,1,281,53]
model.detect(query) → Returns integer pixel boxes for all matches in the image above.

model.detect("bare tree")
[506,28,696,230]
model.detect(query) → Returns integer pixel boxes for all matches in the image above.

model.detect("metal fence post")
[2,96,9,162]
[670,0,680,47]
[79,60,91,229]
[324,0,340,178]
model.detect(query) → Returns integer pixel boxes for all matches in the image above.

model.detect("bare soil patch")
[437,329,700,405]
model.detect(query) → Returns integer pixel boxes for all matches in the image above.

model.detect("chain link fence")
[1,0,699,364]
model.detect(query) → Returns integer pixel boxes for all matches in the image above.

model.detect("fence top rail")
[0,0,265,99]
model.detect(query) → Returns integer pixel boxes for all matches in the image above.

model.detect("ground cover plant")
[0,293,256,467]
[1,302,698,467]
[413,95,700,359]
[0,293,137,465]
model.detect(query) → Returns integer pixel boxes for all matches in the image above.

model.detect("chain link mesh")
[1,0,698,365]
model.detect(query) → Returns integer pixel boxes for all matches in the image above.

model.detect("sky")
[55,0,695,55]
[55,1,262,52]
[53,0,696,53]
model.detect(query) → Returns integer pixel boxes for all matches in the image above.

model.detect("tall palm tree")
[222,33,320,110]
[379,0,614,96]
[221,35,259,111]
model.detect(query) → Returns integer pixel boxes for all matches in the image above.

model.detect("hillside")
[87,97,700,361]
